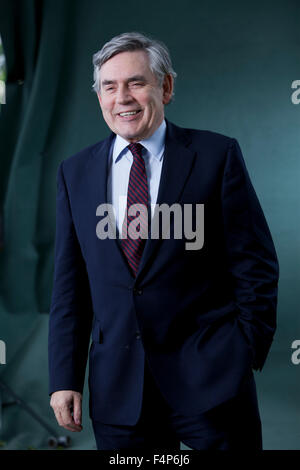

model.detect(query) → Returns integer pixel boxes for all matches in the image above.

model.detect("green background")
[0,0,299,450]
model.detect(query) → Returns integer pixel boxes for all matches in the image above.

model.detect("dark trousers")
[92,360,262,451]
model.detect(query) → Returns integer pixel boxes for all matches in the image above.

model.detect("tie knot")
[128,143,143,159]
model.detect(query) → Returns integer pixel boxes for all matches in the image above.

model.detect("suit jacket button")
[133,287,143,295]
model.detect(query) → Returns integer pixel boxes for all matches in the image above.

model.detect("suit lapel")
[87,131,135,279]
[87,121,196,281]
[87,134,112,209]
[136,120,196,280]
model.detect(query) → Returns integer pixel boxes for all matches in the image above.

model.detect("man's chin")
[117,127,146,142]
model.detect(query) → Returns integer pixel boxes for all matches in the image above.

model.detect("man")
[48,32,279,450]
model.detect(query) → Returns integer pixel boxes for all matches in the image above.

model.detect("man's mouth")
[118,110,142,117]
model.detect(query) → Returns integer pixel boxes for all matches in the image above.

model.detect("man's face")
[97,50,173,142]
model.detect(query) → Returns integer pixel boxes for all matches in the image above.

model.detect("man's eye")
[131,82,143,87]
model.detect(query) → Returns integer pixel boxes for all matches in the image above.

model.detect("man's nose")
[116,86,133,104]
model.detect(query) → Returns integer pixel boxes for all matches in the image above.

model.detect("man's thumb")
[73,394,82,425]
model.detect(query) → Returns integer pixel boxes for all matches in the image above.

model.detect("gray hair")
[92,32,177,100]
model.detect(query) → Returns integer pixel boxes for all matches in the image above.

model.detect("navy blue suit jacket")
[48,119,279,425]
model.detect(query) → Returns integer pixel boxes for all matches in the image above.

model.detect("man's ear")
[97,91,102,106]
[162,74,174,105]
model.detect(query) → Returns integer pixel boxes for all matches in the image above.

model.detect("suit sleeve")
[221,138,279,371]
[48,161,93,395]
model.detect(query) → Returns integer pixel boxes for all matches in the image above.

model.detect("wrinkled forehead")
[99,50,157,85]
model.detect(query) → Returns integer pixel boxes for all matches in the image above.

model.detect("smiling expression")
[97,50,173,142]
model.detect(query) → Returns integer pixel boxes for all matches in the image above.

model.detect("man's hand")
[50,390,83,432]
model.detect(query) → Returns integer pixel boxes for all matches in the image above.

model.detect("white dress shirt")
[107,119,166,236]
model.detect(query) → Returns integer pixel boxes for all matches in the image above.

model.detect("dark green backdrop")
[0,0,299,450]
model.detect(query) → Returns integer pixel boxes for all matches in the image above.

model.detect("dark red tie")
[121,143,149,276]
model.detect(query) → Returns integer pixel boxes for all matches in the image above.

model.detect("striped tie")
[121,143,149,276]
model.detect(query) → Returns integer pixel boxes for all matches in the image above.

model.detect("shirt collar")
[112,119,166,163]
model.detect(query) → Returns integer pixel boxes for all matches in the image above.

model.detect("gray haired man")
[49,32,279,450]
